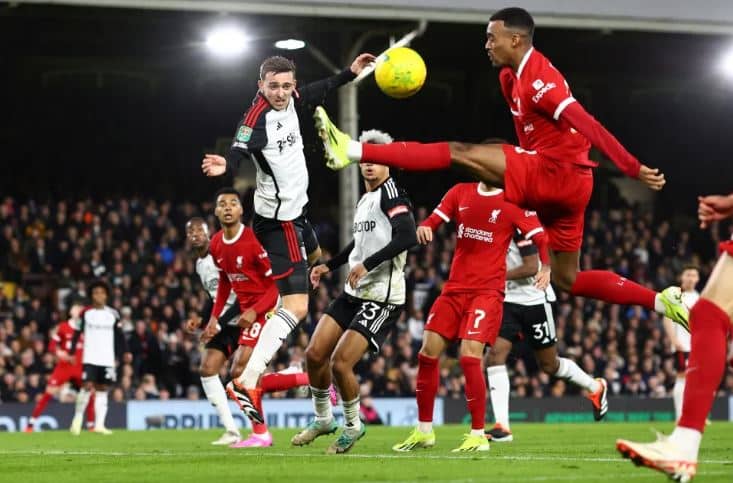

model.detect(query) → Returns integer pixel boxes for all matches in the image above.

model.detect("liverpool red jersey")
[499,47,593,167]
[49,320,83,368]
[421,183,547,294]
[209,224,279,320]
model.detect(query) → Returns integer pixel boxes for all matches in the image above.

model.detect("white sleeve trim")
[524,227,544,240]
[434,208,450,223]
[264,269,272,277]
[553,97,576,120]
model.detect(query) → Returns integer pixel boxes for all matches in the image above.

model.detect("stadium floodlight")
[722,48,733,79]
[274,39,306,50]
[206,26,248,57]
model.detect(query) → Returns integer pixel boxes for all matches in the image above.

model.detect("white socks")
[487,365,510,428]
[673,377,685,422]
[74,388,91,418]
[201,375,239,434]
[94,391,108,429]
[347,140,363,161]
[418,421,433,433]
[238,308,299,389]
[311,386,333,424]
[556,357,600,393]
[342,396,362,433]
[654,294,666,315]
[669,426,702,461]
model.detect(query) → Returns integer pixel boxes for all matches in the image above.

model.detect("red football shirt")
[209,224,279,320]
[499,47,593,167]
[49,320,83,368]
[421,183,548,294]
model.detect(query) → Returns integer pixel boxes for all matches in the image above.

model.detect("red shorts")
[721,240,733,257]
[425,291,503,345]
[503,145,594,252]
[48,363,83,388]
[237,312,271,348]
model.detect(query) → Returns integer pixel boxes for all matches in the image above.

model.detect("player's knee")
[229,365,244,380]
[539,358,559,375]
[552,269,577,292]
[199,359,220,378]
[284,301,308,321]
[447,142,471,162]
[329,354,352,379]
[305,344,328,369]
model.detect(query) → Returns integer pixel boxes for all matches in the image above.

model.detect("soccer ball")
[374,47,426,99]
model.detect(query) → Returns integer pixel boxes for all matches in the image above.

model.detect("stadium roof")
[12,0,733,34]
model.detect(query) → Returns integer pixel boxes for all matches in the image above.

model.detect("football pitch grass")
[2,423,732,482]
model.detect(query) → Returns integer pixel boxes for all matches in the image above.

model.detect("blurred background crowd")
[1,194,732,406]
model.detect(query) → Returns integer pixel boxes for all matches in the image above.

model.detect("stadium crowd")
[1,195,732,405]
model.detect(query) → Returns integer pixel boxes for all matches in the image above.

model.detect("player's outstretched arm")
[698,193,733,228]
[202,154,227,177]
[296,53,375,106]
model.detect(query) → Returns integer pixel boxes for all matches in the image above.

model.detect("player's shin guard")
[677,298,729,433]
[486,365,510,429]
[460,356,486,432]
[238,308,299,389]
[201,375,239,434]
[570,271,656,308]
[361,142,451,171]
[342,396,362,433]
[556,357,599,393]
[673,377,685,422]
[416,353,439,430]
[94,391,108,429]
[311,386,333,424]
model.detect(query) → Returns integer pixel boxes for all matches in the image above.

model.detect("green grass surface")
[2,423,732,482]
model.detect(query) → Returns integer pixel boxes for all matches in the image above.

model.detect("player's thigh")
[458,338,485,358]
[48,366,71,388]
[200,348,228,377]
[701,251,733,318]
[202,326,239,374]
[448,142,507,187]
[461,292,504,346]
[521,302,558,351]
[533,345,561,375]
[331,329,370,373]
[307,299,350,363]
[494,303,523,360]
[550,249,581,290]
[486,336,513,366]
[230,345,253,379]
[253,214,308,295]
[424,293,463,350]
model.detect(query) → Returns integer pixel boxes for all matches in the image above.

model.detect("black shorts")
[325,293,403,353]
[675,351,690,373]
[82,364,117,385]
[253,213,319,296]
[498,301,557,350]
[205,324,242,358]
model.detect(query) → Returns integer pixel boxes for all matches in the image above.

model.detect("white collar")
[477,184,503,197]
[222,224,245,245]
[516,47,534,79]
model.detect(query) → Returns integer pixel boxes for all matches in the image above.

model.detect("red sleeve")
[509,207,550,265]
[420,185,460,230]
[559,101,641,178]
[48,327,60,352]
[248,231,273,278]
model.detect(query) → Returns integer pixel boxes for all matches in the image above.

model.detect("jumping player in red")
[393,181,551,452]
[313,7,689,330]
[203,187,308,447]
[25,304,95,432]
[617,193,733,482]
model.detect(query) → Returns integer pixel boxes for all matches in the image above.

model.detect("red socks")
[361,142,451,171]
[460,356,486,430]
[260,372,309,393]
[86,392,96,428]
[679,298,731,432]
[570,271,656,309]
[31,392,52,418]
[416,353,439,422]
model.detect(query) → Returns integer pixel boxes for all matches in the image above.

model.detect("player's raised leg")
[326,330,369,454]
[291,315,342,446]
[485,337,513,442]
[617,250,733,482]
[200,348,241,446]
[392,330,446,452]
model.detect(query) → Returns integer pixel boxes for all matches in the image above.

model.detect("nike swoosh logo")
[459,207,469,211]
[467,330,481,335]
[216,258,223,263]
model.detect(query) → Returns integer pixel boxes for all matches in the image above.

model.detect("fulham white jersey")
[195,253,238,325]
[80,306,120,367]
[673,290,699,352]
[346,178,411,305]
[504,236,556,306]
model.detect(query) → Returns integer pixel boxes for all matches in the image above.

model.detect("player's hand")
[637,165,666,191]
[698,194,733,228]
[347,263,368,289]
[350,53,377,75]
[310,264,330,289]
[56,350,72,363]
[184,315,202,334]
[202,154,227,177]
[534,264,551,291]
[416,226,433,245]
[237,308,257,329]
[201,317,221,343]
